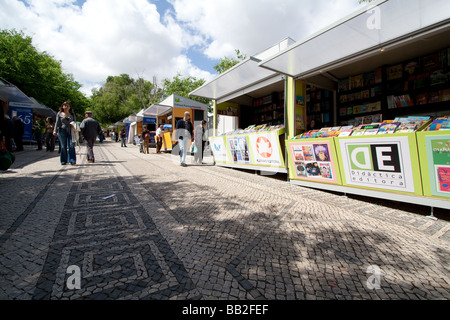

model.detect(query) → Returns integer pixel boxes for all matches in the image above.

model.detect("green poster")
[427,137,450,197]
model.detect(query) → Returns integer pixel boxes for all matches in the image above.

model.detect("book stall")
[192,0,450,212]
[286,116,450,210]
[210,124,286,173]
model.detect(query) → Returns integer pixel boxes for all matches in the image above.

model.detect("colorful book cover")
[395,122,418,133]
[428,117,449,131]
[364,129,379,135]
[351,129,366,136]
[338,129,353,137]
[438,119,450,131]
[378,122,400,134]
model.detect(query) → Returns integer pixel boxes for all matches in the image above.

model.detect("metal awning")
[0,79,33,104]
[143,104,172,116]
[143,94,210,116]
[190,38,295,102]
[259,0,450,81]
[29,98,57,118]
[160,94,209,111]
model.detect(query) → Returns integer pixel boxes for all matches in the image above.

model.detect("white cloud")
[169,0,361,59]
[0,0,362,96]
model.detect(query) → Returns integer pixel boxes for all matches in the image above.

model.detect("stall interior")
[239,91,284,129]
[306,86,334,130]
[337,45,450,127]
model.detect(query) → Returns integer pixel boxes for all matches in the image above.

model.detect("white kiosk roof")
[143,94,209,116]
[190,38,295,103]
[259,0,450,81]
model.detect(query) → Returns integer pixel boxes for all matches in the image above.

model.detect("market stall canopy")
[0,78,33,104]
[143,94,209,116]
[143,104,172,117]
[259,0,450,83]
[136,108,145,118]
[159,94,209,111]
[124,114,142,123]
[190,38,295,103]
[29,97,57,118]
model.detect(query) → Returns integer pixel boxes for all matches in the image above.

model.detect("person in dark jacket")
[175,112,193,167]
[120,127,127,147]
[80,111,102,163]
[12,116,24,152]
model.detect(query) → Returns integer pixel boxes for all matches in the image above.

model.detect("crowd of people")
[1,101,209,168]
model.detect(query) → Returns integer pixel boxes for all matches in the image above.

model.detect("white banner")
[248,132,283,167]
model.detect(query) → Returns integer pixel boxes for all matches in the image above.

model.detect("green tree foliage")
[0,29,89,118]
[90,74,158,125]
[213,49,247,74]
[163,73,211,107]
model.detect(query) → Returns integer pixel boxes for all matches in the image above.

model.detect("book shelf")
[245,92,284,127]
[306,86,334,128]
[337,47,450,125]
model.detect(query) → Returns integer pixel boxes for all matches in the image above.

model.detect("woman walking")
[53,101,77,165]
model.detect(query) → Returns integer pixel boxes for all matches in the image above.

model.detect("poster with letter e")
[337,135,420,194]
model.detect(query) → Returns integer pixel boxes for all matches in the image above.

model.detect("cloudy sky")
[0,0,363,96]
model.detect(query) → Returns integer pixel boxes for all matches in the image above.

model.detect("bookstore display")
[286,114,450,201]
[416,129,450,200]
[209,125,286,171]
[337,47,450,126]
[306,86,333,128]
[244,92,285,128]
[292,116,448,140]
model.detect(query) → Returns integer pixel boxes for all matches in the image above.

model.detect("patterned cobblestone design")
[0,142,449,300]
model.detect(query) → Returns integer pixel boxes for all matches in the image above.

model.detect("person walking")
[53,101,77,165]
[194,120,207,164]
[44,117,55,152]
[33,115,45,150]
[142,126,150,154]
[12,116,24,152]
[80,111,102,163]
[155,125,163,153]
[120,127,127,147]
[175,112,193,167]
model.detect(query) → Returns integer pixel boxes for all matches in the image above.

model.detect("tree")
[163,73,211,107]
[90,74,157,125]
[0,29,89,118]
[213,49,247,74]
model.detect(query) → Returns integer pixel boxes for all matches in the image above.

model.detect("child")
[138,134,143,153]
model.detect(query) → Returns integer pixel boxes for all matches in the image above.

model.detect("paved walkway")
[0,140,449,301]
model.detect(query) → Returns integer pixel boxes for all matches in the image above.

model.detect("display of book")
[428,116,450,131]
[378,122,400,134]
[291,115,444,139]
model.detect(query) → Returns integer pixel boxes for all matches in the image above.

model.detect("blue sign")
[143,116,157,125]
[9,106,33,141]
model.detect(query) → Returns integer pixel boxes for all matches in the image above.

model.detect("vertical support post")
[427,207,438,221]
[213,99,217,137]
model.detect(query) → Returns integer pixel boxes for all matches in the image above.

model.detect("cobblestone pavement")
[0,140,449,301]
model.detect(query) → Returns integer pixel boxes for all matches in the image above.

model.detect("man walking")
[175,112,193,167]
[80,111,102,163]
[120,127,127,147]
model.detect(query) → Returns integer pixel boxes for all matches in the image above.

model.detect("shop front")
[143,94,209,151]
[191,0,449,211]
[258,0,450,210]
[191,38,295,173]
